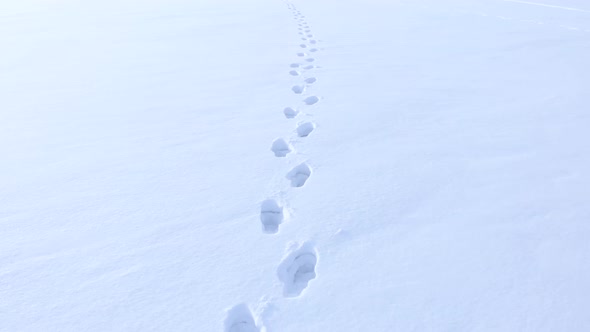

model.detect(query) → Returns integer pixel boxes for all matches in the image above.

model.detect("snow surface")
[1,0,590,330]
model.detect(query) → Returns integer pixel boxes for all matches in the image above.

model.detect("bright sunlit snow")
[1,0,590,331]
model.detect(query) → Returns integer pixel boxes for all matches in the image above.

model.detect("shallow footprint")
[260,199,284,234]
[305,58,314,62]
[290,63,300,68]
[299,44,307,48]
[302,65,314,70]
[277,242,318,297]
[286,162,312,187]
[271,138,293,157]
[283,107,299,119]
[297,52,306,57]
[291,85,305,94]
[304,77,317,84]
[224,304,259,332]
[297,122,316,137]
[309,48,318,52]
[304,95,320,105]
[289,70,300,76]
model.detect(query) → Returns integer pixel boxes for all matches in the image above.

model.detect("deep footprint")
[297,122,316,137]
[291,85,305,94]
[224,304,259,332]
[304,77,317,84]
[271,138,292,157]
[277,242,318,298]
[297,52,306,57]
[304,96,320,105]
[260,199,284,234]
[305,58,314,62]
[283,107,300,119]
[286,162,312,187]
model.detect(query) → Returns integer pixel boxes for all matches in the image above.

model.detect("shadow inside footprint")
[286,163,312,187]
[277,242,318,298]
[260,199,284,234]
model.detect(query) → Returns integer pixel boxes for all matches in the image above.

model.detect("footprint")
[303,96,319,105]
[297,122,316,137]
[260,199,284,234]
[271,138,293,157]
[304,77,316,84]
[224,304,260,332]
[286,163,312,187]
[297,52,306,57]
[310,40,317,44]
[305,58,314,62]
[290,63,300,68]
[307,34,313,38]
[301,38,307,41]
[291,85,305,94]
[305,30,311,33]
[299,44,307,48]
[277,242,318,297]
[309,48,318,52]
[283,107,299,119]
[289,70,299,76]
[302,65,314,70]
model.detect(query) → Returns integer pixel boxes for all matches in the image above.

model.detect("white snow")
[1,0,590,331]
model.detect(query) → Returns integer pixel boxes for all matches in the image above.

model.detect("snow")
[1,0,590,331]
